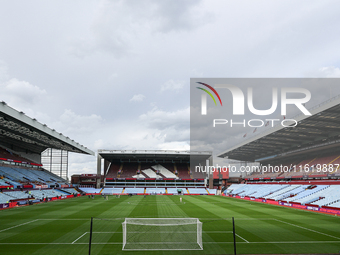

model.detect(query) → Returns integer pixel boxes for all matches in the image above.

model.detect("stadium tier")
[105,162,120,178]
[0,188,74,204]
[105,162,193,179]
[119,162,139,178]
[207,188,217,195]
[246,154,340,181]
[124,187,144,193]
[79,187,102,194]
[167,188,181,194]
[176,163,191,178]
[0,165,68,188]
[61,188,80,195]
[145,188,165,194]
[102,159,207,190]
[226,184,340,209]
[77,186,212,195]
[188,188,208,194]
[0,178,12,188]
[101,187,123,194]
[0,147,37,165]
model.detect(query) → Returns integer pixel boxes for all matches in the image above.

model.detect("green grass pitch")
[0,195,339,254]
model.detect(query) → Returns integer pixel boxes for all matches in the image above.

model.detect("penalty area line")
[274,218,340,240]
[236,233,249,243]
[0,219,39,233]
[72,232,88,244]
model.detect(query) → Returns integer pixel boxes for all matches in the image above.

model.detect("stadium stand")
[310,185,340,207]
[105,162,121,178]
[275,185,309,201]
[176,163,191,178]
[1,189,69,202]
[226,184,340,209]
[246,154,340,180]
[331,201,340,208]
[141,168,161,179]
[188,188,208,194]
[285,185,329,202]
[0,102,94,209]
[216,94,340,215]
[79,188,102,194]
[152,164,178,179]
[29,189,67,200]
[61,188,80,195]
[0,192,13,204]
[101,187,123,194]
[119,163,139,178]
[191,169,206,179]
[0,147,35,165]
[263,185,300,200]
[106,162,187,179]
[0,166,68,188]
[208,189,217,194]
[124,187,144,193]
[145,188,166,194]
[3,191,30,200]
[93,151,211,194]
[0,178,11,188]
[167,188,180,194]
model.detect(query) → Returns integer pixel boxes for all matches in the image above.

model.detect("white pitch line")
[204,231,233,233]
[0,243,76,245]
[204,241,340,244]
[274,219,340,240]
[0,219,39,233]
[250,241,340,244]
[201,218,275,221]
[92,232,116,233]
[236,233,249,243]
[91,231,233,233]
[37,218,276,221]
[38,219,89,221]
[1,241,340,245]
[72,232,88,244]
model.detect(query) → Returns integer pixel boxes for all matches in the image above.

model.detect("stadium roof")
[98,150,212,163]
[0,102,94,155]
[218,95,340,163]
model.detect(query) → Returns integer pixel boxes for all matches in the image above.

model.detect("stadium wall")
[0,194,81,210]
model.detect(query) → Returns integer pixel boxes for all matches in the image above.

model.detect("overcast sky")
[1,0,340,178]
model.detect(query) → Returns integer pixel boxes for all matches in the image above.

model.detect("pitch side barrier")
[225,194,340,216]
[0,194,81,210]
[85,193,215,196]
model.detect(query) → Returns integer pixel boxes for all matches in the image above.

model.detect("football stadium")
[0,92,340,255]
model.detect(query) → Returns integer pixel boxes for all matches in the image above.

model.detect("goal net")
[122,218,203,250]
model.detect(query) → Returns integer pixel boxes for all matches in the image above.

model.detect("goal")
[122,218,203,250]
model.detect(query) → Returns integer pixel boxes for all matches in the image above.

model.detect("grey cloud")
[146,0,211,33]
[69,0,210,57]
[139,107,189,130]
[130,94,146,102]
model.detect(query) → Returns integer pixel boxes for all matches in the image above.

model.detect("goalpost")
[122,218,203,250]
